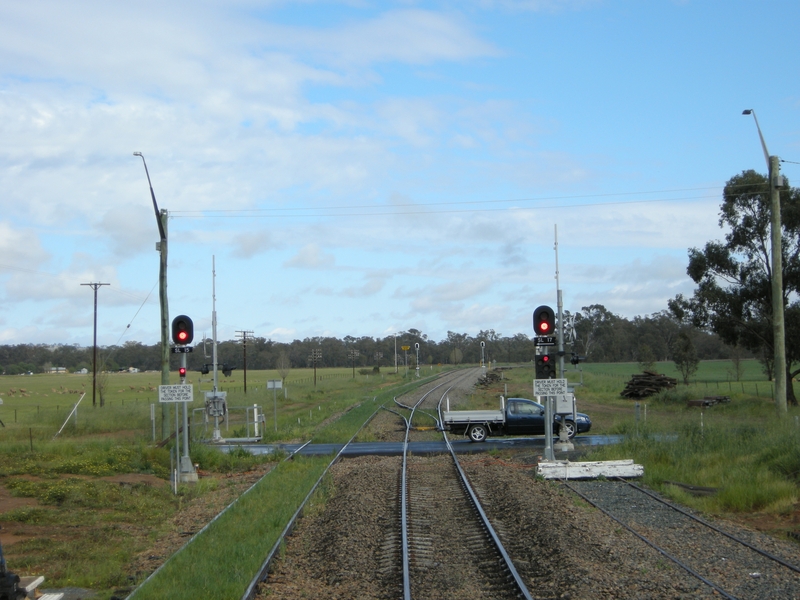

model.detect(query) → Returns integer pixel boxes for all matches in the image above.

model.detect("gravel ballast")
[256,452,800,599]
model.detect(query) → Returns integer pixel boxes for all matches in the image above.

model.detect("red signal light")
[179,367,186,378]
[533,305,555,337]
[542,355,550,362]
[171,315,194,345]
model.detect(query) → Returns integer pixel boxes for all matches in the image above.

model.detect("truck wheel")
[467,424,488,443]
[558,420,576,440]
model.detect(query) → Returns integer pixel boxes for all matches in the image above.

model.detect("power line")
[172,185,724,216]
[169,182,778,221]
[172,192,721,220]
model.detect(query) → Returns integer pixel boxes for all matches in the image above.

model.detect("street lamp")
[742,110,787,412]
[133,152,171,436]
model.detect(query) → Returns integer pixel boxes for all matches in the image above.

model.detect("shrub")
[650,388,693,405]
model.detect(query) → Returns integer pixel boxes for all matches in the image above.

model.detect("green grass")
[0,367,449,445]
[128,374,438,599]
[464,361,800,523]
[5,359,800,598]
[567,360,800,519]
[577,358,770,382]
[583,417,800,516]
[0,367,431,600]
[131,455,331,600]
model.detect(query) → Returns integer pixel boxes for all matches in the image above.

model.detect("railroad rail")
[397,371,533,599]
[564,478,800,599]
[247,368,468,600]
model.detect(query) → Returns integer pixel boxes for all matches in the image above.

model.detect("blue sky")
[0,0,798,347]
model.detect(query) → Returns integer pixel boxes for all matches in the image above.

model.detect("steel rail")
[563,481,738,600]
[401,369,471,599]
[246,371,464,600]
[436,387,535,600]
[618,477,800,575]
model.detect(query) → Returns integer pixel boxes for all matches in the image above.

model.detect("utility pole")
[134,152,171,438]
[81,282,109,407]
[309,349,322,387]
[742,110,787,412]
[348,349,359,378]
[769,153,787,412]
[236,330,254,393]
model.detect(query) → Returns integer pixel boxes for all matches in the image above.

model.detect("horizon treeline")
[0,304,742,375]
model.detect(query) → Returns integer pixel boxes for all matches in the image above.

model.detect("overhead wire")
[172,185,723,215]
[171,188,729,220]
[98,280,159,371]
[169,181,782,220]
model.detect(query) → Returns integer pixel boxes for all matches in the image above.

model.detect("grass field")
[0,365,443,599]
[473,360,800,536]
[2,358,800,598]
[0,366,442,443]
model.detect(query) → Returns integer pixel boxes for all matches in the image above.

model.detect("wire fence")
[588,371,784,399]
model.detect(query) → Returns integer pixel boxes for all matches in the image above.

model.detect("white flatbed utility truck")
[441,396,591,443]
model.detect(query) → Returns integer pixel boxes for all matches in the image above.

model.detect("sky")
[1,0,799,348]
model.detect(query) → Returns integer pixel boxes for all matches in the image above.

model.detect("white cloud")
[0,222,50,269]
[255,9,501,68]
[230,230,280,259]
[342,277,385,297]
[0,0,786,347]
[265,327,296,342]
[284,244,336,269]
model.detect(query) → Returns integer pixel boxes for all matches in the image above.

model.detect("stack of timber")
[476,371,503,388]
[620,370,677,398]
[687,395,731,407]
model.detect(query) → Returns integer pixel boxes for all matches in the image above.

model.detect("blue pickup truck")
[441,396,592,442]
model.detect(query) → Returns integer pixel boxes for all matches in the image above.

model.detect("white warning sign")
[159,384,194,403]
[533,378,567,396]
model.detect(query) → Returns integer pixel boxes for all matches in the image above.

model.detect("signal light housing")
[179,367,187,379]
[533,305,555,337]
[171,315,194,346]
[535,353,556,380]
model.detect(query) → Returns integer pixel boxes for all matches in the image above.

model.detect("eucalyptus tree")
[671,169,800,406]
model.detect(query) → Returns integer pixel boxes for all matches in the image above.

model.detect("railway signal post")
[168,315,197,483]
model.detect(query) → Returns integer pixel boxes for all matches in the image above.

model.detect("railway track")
[565,479,800,599]
[253,367,535,599]
[253,368,800,598]
[250,368,485,599]
[399,369,532,599]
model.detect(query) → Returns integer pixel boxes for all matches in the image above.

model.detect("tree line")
[1,316,732,377]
